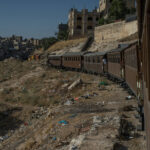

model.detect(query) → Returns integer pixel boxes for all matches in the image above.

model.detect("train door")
[121,51,125,79]
[103,54,107,73]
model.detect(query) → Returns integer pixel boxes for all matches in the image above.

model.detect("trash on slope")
[126,95,132,100]
[58,120,68,125]
[69,114,77,119]
[68,78,82,91]
[68,135,85,150]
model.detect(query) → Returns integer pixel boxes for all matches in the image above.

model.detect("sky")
[0,0,99,39]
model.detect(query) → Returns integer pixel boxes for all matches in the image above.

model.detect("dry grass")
[46,38,87,53]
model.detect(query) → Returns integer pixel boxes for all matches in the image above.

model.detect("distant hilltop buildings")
[0,35,40,61]
[68,0,136,38]
[0,35,40,51]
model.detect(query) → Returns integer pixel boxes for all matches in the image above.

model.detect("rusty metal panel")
[62,56,81,69]
[84,62,103,74]
[83,55,103,74]
[124,44,138,95]
[125,66,138,95]
[137,0,150,148]
[48,56,62,67]
[143,82,150,150]
[108,62,121,78]
[83,55,105,74]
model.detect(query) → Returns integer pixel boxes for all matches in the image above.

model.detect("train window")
[97,57,100,63]
[93,57,95,63]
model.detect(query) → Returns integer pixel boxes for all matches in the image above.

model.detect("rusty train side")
[137,0,150,149]
[47,55,62,68]
[124,42,140,96]
[62,52,84,71]
[83,52,106,74]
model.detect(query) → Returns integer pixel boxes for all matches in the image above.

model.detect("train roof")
[63,51,90,56]
[107,44,129,54]
[48,55,62,57]
[107,41,138,54]
[84,52,106,56]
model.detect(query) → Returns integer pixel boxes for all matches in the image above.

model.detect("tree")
[40,37,58,50]
[57,30,68,41]
[108,0,127,20]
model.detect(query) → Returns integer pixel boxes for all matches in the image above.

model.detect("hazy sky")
[0,0,99,39]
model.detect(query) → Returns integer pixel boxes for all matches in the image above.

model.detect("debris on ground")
[0,60,146,150]
[126,95,133,100]
[68,78,82,91]
[98,81,108,87]
[58,120,68,125]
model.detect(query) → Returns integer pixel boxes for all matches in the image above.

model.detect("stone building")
[98,0,136,17]
[68,8,100,38]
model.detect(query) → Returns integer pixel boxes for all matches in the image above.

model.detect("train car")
[62,52,85,71]
[137,0,150,149]
[83,52,106,74]
[47,55,62,68]
[107,44,129,80]
[123,42,141,96]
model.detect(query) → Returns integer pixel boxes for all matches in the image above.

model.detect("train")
[48,42,142,100]
[137,0,150,149]
[47,0,150,148]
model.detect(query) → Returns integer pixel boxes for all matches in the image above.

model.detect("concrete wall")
[94,20,138,44]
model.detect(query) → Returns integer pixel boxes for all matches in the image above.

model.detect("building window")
[77,25,82,29]
[87,26,93,30]
[88,17,93,21]
[96,17,99,21]
[77,16,82,21]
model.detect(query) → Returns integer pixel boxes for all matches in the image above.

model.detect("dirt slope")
[0,59,146,150]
